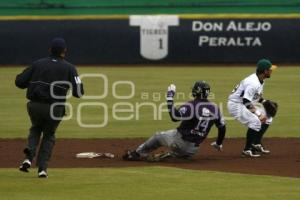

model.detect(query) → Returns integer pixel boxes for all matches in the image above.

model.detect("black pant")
[25,101,64,172]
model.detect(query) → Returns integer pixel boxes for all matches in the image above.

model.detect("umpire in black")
[15,38,84,178]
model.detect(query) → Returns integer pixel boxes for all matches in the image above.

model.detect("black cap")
[51,37,66,49]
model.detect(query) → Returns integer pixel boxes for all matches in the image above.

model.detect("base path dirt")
[1,138,299,178]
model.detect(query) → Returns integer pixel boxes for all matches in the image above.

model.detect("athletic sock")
[244,128,258,150]
[254,124,269,145]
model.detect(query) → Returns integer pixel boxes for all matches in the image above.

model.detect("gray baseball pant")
[136,129,199,158]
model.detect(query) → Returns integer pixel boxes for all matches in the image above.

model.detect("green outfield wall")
[0,0,299,15]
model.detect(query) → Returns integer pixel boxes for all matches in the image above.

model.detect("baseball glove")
[263,100,278,117]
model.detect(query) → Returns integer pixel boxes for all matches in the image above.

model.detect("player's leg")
[147,132,199,162]
[19,102,43,172]
[242,111,262,157]
[20,126,42,172]
[26,126,43,160]
[36,104,63,177]
[170,133,199,158]
[36,131,56,176]
[227,101,261,157]
[228,101,260,128]
[243,128,259,155]
[252,105,273,153]
[123,129,177,161]
[137,129,178,156]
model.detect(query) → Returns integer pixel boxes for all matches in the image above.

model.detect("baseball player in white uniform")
[227,59,277,157]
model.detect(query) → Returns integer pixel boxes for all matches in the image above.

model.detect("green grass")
[1,66,299,200]
[1,66,299,138]
[0,167,299,200]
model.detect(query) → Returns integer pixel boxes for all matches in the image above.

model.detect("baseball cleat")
[19,159,31,173]
[252,144,270,154]
[146,152,175,162]
[241,150,261,158]
[38,170,48,178]
[122,150,141,161]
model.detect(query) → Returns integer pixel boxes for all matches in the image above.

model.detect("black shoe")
[19,159,31,172]
[38,170,48,178]
[122,150,141,161]
[147,152,175,162]
[252,144,270,154]
[241,150,261,158]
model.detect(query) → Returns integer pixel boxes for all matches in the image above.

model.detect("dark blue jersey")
[168,98,225,144]
[15,56,84,103]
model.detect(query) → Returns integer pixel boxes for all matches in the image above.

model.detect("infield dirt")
[1,138,299,178]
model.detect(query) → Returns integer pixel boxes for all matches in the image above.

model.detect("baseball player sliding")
[227,59,278,157]
[123,81,226,161]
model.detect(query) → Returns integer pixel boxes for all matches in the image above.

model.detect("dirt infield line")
[1,138,299,178]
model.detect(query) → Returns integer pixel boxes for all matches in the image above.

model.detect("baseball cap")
[256,59,277,71]
[50,37,67,49]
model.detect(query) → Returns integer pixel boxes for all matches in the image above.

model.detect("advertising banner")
[0,15,299,65]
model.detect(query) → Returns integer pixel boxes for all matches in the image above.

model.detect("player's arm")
[166,84,193,122]
[242,98,255,110]
[243,97,266,122]
[166,84,181,122]
[243,86,266,121]
[242,86,260,113]
[69,66,84,98]
[167,103,181,122]
[15,65,34,89]
[216,125,226,146]
[167,103,192,122]
[243,98,263,118]
[211,108,226,151]
[258,97,265,103]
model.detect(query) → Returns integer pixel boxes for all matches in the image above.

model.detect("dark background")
[0,18,299,65]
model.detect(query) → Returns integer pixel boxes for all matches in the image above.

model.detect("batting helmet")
[192,81,210,99]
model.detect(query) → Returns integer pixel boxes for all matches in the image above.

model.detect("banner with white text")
[0,15,299,65]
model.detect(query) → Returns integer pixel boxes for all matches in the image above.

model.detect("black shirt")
[168,98,225,144]
[15,56,84,103]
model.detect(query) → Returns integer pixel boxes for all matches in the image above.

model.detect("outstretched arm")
[211,108,226,151]
[210,125,226,151]
[166,84,181,122]
[216,125,226,145]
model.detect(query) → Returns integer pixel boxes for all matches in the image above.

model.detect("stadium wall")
[0,14,300,65]
[1,0,299,15]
